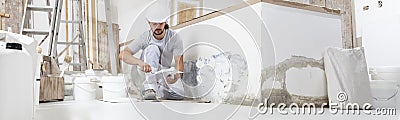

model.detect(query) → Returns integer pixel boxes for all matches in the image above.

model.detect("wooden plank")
[97,21,121,73]
[39,77,65,102]
[103,0,117,75]
[309,0,326,7]
[262,0,340,15]
[86,0,91,69]
[91,0,98,69]
[341,0,356,48]
[172,0,341,30]
[171,0,259,29]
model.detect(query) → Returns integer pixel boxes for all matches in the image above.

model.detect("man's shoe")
[143,89,157,100]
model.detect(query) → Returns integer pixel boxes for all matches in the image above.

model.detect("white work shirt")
[128,29,183,68]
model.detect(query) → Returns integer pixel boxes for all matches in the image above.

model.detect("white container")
[370,80,399,109]
[34,80,40,106]
[74,77,97,101]
[370,66,400,80]
[0,42,34,120]
[101,76,127,102]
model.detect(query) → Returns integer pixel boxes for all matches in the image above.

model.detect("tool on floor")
[0,13,10,30]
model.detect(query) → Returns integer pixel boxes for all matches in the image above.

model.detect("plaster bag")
[324,47,372,109]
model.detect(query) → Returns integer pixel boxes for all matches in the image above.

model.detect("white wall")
[117,0,154,43]
[262,3,342,63]
[262,3,342,97]
[355,0,400,67]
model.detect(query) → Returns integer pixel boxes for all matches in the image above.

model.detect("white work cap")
[146,0,169,23]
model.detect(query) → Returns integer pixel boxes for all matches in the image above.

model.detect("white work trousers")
[141,45,184,100]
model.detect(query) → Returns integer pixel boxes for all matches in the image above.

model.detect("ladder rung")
[27,5,53,12]
[22,29,49,35]
[57,42,82,45]
[61,20,81,24]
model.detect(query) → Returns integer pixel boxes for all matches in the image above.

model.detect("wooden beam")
[172,0,259,29]
[262,0,340,15]
[98,22,121,73]
[171,0,341,30]
[91,0,98,69]
[341,0,356,48]
[85,0,91,69]
[309,0,326,7]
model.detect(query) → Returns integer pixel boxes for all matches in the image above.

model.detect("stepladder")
[21,0,88,71]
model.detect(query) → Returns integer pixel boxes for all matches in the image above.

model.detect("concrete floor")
[35,100,400,120]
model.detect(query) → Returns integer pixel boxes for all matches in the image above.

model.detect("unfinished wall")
[1,0,23,33]
[261,2,342,106]
[97,21,121,73]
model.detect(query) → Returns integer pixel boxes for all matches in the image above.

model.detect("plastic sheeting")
[324,47,372,108]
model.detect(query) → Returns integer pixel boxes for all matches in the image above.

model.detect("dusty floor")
[35,100,398,120]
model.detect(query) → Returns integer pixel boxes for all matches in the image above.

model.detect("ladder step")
[27,5,53,12]
[57,42,83,45]
[61,20,81,24]
[22,29,49,35]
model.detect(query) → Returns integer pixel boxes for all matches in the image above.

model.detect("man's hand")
[139,61,152,73]
[166,73,181,84]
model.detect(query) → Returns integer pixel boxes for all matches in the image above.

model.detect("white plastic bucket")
[74,77,97,101]
[101,76,127,102]
[370,66,400,80]
[370,80,399,109]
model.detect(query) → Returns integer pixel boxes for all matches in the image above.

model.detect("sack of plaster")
[324,47,372,109]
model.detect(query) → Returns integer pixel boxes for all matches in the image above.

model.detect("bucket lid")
[74,77,96,84]
[101,76,125,83]
[370,66,400,73]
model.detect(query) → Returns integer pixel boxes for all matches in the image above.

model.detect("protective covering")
[324,47,372,108]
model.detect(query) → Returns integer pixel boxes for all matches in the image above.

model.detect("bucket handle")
[373,85,400,101]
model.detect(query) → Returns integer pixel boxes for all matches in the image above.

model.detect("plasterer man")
[119,1,184,100]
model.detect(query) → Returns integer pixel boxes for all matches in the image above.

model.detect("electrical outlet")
[378,0,383,8]
[363,5,370,11]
